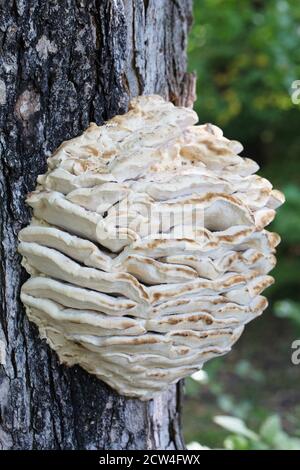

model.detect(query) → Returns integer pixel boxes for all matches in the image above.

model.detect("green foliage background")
[184,0,300,449]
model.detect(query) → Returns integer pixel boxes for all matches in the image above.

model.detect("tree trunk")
[0,0,195,450]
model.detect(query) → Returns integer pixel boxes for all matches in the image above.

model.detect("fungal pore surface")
[18,95,284,400]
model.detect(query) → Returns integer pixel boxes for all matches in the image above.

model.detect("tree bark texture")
[0,0,195,450]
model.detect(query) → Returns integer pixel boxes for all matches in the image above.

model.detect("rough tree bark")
[0,0,195,450]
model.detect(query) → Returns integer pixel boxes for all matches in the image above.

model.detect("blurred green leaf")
[215,414,300,449]
[259,415,283,444]
[274,299,300,326]
[186,441,210,450]
[213,415,259,440]
[260,415,300,450]
[234,360,265,383]
[224,435,251,450]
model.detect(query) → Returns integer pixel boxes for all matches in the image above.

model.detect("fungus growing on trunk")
[18,95,284,400]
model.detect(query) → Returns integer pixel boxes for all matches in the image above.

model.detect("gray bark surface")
[0,0,195,450]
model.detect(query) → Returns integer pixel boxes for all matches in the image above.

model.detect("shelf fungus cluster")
[18,95,284,400]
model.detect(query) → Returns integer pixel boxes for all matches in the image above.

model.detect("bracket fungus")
[19,95,284,400]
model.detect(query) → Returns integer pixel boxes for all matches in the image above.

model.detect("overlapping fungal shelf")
[18,95,284,400]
